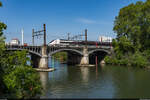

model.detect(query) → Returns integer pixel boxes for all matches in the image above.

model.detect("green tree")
[1,50,31,73]
[0,1,42,98]
[0,1,7,94]
[113,0,150,51]
[105,0,150,68]
[1,50,43,98]
[112,36,134,57]
[4,65,42,99]
[53,52,67,62]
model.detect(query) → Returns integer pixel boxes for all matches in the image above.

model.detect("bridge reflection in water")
[80,67,89,84]
[39,72,48,91]
[39,59,114,98]
[39,60,150,98]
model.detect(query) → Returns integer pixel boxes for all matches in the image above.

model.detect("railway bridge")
[6,24,113,69]
[6,44,113,68]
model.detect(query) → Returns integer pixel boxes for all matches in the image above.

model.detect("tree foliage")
[0,2,42,98]
[53,52,67,62]
[0,50,42,99]
[4,66,42,98]
[105,0,150,68]
[114,0,150,51]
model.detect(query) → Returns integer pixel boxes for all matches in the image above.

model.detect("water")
[39,59,150,98]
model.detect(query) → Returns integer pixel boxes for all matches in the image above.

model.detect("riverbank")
[104,51,150,68]
[104,60,150,71]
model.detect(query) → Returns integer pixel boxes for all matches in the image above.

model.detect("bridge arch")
[6,48,42,57]
[88,49,110,56]
[48,48,83,65]
[88,49,110,64]
[48,48,83,57]
[6,48,43,68]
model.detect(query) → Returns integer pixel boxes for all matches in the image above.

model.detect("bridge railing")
[5,44,42,54]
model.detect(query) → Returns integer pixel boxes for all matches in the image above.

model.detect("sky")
[0,0,146,45]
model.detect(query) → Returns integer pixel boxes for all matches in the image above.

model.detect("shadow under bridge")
[48,48,83,65]
[88,49,110,64]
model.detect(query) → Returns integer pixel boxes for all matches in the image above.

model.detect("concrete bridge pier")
[39,46,48,69]
[80,47,89,66]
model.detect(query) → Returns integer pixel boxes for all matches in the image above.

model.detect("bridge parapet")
[6,45,42,57]
[5,45,113,57]
[5,44,113,67]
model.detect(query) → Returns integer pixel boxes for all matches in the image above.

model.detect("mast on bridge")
[32,24,46,46]
[43,24,46,46]
[32,29,34,46]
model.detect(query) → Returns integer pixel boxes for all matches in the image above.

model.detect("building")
[99,36,112,42]
[10,38,20,45]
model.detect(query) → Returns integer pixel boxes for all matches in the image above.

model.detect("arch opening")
[49,49,83,65]
[89,50,108,64]
[5,49,41,68]
[49,49,83,56]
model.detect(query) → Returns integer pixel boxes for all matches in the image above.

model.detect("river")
[39,58,150,98]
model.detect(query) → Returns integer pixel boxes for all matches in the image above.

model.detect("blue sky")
[0,0,146,45]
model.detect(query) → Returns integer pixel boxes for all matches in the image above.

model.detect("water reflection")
[100,63,105,68]
[39,59,150,98]
[80,67,89,83]
[39,72,48,91]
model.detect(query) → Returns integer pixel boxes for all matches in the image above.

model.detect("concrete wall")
[80,47,89,65]
[39,46,48,69]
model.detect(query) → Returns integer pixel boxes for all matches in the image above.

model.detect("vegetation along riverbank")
[0,2,42,99]
[104,0,150,68]
[52,52,67,63]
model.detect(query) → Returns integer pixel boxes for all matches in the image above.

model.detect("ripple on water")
[40,63,150,98]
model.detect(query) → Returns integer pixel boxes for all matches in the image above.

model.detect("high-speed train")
[48,39,112,47]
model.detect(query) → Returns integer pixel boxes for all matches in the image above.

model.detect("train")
[48,39,112,47]
[68,41,112,46]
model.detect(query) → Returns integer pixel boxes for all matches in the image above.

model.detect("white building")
[99,36,112,42]
[10,38,20,45]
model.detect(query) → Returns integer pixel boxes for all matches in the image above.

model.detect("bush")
[104,56,111,64]
[53,52,67,62]
[104,51,149,68]
[130,52,149,68]
[118,58,128,66]
[3,65,42,99]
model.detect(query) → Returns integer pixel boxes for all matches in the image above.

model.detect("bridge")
[6,24,113,69]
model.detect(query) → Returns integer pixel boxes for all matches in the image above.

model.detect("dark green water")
[39,60,150,98]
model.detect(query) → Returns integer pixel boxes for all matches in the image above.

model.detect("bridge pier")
[39,46,48,69]
[80,47,89,65]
